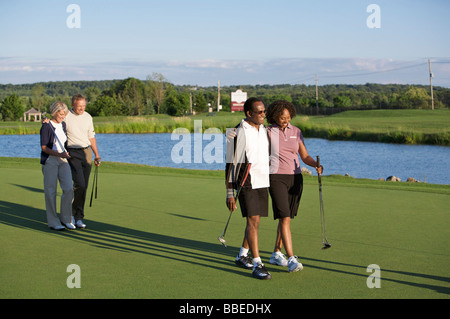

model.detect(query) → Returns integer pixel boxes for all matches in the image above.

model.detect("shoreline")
[0,124,448,146]
[1,157,449,188]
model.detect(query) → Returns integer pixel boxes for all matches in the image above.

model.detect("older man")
[65,94,101,228]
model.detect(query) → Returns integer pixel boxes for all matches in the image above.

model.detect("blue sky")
[1,0,449,87]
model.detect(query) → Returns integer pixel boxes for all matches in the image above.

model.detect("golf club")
[89,164,99,207]
[218,163,251,247]
[317,156,331,249]
[43,116,77,175]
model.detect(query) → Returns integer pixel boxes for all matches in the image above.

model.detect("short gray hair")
[50,101,69,116]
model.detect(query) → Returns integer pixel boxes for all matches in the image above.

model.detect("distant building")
[23,108,43,122]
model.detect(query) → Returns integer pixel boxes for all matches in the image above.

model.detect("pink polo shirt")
[268,124,305,175]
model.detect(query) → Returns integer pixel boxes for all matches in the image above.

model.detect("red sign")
[231,90,247,112]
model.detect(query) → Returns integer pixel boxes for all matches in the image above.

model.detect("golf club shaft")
[89,165,98,207]
[220,211,233,237]
[317,156,329,246]
[95,165,98,198]
[219,163,252,244]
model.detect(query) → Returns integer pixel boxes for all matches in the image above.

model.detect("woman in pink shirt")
[266,100,323,273]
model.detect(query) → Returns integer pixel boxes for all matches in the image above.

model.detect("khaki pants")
[42,156,74,228]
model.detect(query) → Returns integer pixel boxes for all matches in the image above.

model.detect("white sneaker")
[288,256,303,273]
[64,223,76,230]
[50,225,65,231]
[75,220,86,228]
[269,252,288,266]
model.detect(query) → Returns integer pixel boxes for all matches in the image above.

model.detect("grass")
[1,109,449,145]
[291,109,450,145]
[1,157,449,299]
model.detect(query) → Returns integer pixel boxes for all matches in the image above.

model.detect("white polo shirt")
[241,120,270,189]
[65,110,95,148]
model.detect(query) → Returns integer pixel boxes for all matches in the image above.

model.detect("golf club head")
[218,236,227,248]
[322,243,331,250]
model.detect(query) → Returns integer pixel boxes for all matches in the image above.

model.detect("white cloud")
[0,57,448,87]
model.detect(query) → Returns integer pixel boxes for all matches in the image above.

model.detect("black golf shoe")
[252,263,272,280]
[235,255,253,269]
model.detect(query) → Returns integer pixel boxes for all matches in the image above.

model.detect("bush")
[0,94,24,121]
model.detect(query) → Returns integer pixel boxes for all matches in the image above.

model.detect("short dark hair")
[72,94,86,105]
[243,97,263,115]
[266,100,296,125]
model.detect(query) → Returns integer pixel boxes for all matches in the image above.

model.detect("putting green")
[0,158,449,299]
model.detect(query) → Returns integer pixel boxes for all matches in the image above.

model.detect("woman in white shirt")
[40,102,75,230]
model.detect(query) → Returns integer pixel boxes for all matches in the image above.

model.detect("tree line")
[1,74,449,121]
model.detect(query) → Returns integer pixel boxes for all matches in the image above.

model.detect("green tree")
[122,78,145,115]
[89,95,119,116]
[163,86,190,116]
[398,87,431,109]
[263,93,293,106]
[373,94,389,108]
[31,84,45,112]
[333,95,352,108]
[0,94,24,121]
[105,78,146,115]
[85,87,101,104]
[194,92,207,113]
[308,97,330,108]
[147,73,168,114]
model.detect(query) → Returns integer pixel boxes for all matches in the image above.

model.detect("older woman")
[266,100,323,272]
[40,102,75,230]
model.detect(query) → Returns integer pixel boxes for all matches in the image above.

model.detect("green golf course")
[0,157,449,299]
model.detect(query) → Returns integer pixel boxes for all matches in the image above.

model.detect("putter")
[317,156,331,249]
[89,164,99,207]
[218,163,251,247]
[43,116,77,175]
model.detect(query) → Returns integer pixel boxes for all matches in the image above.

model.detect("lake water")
[0,133,449,185]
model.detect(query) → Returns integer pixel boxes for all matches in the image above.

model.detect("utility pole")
[428,59,434,110]
[217,80,221,112]
[315,74,319,115]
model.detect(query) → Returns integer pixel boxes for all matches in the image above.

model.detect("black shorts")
[269,174,303,220]
[238,187,269,218]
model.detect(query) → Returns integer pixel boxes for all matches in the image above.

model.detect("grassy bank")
[1,158,449,299]
[0,109,449,145]
[295,109,450,145]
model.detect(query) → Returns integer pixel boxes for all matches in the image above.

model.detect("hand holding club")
[94,157,102,167]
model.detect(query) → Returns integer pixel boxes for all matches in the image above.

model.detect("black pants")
[68,148,92,221]
[269,174,303,220]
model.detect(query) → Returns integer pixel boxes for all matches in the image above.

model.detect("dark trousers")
[68,148,92,221]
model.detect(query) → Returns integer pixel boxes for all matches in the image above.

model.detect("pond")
[0,133,449,185]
